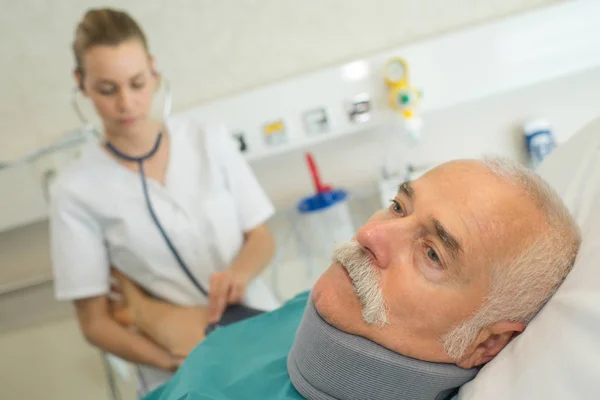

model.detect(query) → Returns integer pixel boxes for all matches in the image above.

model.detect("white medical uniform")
[49,117,279,394]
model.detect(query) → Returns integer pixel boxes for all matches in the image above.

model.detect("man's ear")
[456,321,525,369]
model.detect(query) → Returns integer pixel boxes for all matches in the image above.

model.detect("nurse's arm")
[208,224,275,321]
[74,294,180,371]
[112,269,208,358]
[230,224,276,281]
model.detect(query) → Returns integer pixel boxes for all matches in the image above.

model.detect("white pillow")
[459,117,600,400]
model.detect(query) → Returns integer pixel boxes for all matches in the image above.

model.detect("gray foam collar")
[287,296,479,400]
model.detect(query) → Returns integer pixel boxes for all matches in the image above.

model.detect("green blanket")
[143,292,310,400]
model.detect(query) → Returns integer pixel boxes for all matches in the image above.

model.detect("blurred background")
[1,0,599,398]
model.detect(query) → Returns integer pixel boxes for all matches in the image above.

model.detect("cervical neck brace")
[287,296,479,400]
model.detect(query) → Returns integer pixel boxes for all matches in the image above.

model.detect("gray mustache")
[332,241,388,326]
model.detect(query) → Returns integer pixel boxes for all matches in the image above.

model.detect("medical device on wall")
[232,132,248,152]
[377,58,424,209]
[303,107,330,135]
[376,164,434,208]
[263,119,287,146]
[296,153,354,283]
[523,119,555,169]
[346,93,372,123]
[383,57,422,142]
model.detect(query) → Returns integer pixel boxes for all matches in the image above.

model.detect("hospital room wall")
[0,0,581,288]
[1,0,560,160]
[1,66,597,293]
[250,66,600,208]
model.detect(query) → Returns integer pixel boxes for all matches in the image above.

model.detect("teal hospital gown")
[143,291,310,400]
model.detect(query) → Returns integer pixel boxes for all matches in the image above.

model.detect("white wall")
[4,0,591,289]
[2,65,598,290]
[251,66,600,207]
[0,0,559,161]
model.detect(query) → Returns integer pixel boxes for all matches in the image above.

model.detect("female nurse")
[50,8,279,395]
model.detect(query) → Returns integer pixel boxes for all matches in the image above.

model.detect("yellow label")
[264,120,285,135]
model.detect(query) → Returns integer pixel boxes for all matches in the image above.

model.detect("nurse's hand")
[208,270,249,323]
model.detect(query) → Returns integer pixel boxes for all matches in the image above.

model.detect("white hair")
[442,157,581,360]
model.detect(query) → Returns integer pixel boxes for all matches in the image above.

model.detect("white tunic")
[50,118,280,394]
[50,117,278,309]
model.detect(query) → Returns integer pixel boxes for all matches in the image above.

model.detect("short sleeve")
[211,126,275,231]
[50,186,110,301]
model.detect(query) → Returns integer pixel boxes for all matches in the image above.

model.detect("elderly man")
[113,157,580,400]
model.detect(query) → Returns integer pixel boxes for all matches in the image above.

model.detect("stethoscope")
[72,74,210,298]
[105,133,210,298]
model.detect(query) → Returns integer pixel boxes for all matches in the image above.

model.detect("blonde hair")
[72,8,149,73]
[442,157,581,360]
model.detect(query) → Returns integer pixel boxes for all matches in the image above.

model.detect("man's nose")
[356,218,411,270]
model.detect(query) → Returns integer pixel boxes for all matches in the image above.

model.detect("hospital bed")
[142,116,600,400]
[125,115,600,400]
[3,113,599,398]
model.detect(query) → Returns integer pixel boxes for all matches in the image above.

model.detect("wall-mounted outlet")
[303,107,330,135]
[346,93,371,124]
[263,120,287,146]
[232,132,248,152]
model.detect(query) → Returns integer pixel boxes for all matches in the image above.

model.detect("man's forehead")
[414,160,507,206]
[407,162,522,276]
[421,160,491,185]
[411,161,543,269]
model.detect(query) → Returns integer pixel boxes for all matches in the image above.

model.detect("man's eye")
[132,82,146,90]
[389,200,404,215]
[426,247,441,264]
